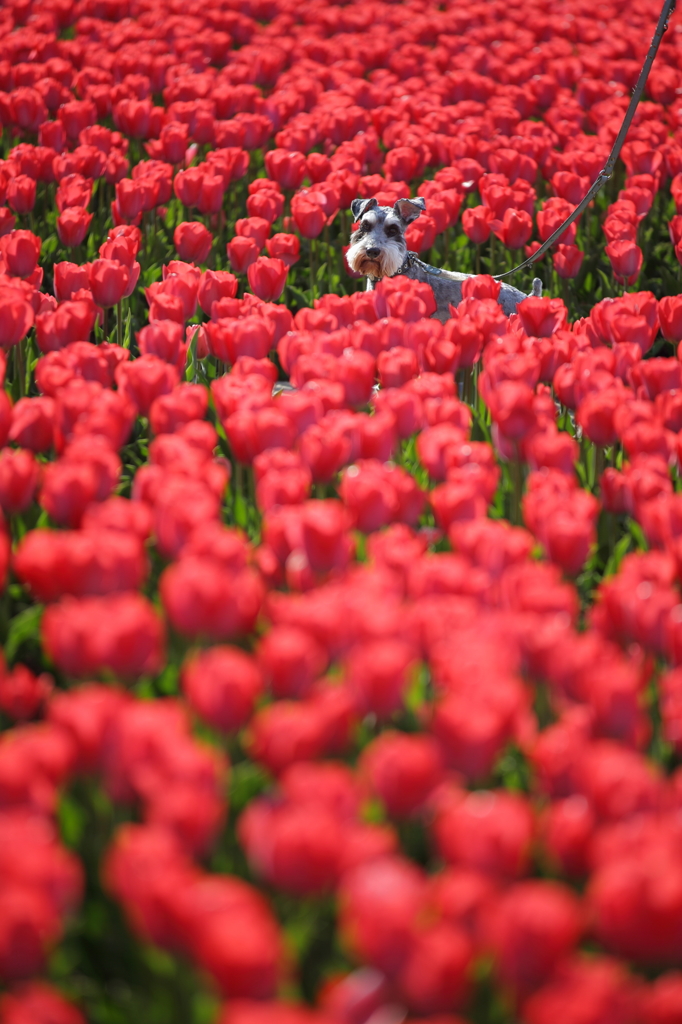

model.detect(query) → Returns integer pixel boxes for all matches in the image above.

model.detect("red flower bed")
[2,0,682,1021]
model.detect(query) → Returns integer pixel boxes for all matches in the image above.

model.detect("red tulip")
[234,216,270,250]
[87,259,130,307]
[56,175,92,213]
[523,955,643,1024]
[173,222,213,264]
[227,236,259,274]
[384,146,420,182]
[0,449,39,515]
[660,295,682,342]
[57,208,93,248]
[115,355,179,416]
[307,152,332,182]
[160,121,190,163]
[36,300,97,353]
[0,286,34,349]
[3,230,41,278]
[0,208,16,237]
[53,262,90,301]
[553,244,584,279]
[246,190,284,222]
[537,197,577,246]
[137,321,185,367]
[405,214,437,253]
[197,173,225,216]
[113,97,152,139]
[9,396,54,453]
[182,646,264,733]
[99,237,137,270]
[361,731,443,818]
[197,270,238,316]
[604,215,637,243]
[264,149,307,190]
[42,593,164,679]
[115,179,148,222]
[484,881,582,998]
[606,240,643,284]
[257,625,327,699]
[7,175,36,214]
[551,171,590,205]
[338,856,426,976]
[517,297,568,337]
[246,257,288,302]
[463,207,494,245]
[491,208,533,249]
[161,558,263,641]
[11,87,48,132]
[265,233,300,267]
[291,194,326,239]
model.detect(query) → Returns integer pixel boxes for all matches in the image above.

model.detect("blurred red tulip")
[537,197,577,246]
[198,270,238,316]
[265,233,300,267]
[174,222,213,264]
[291,194,326,238]
[227,236,259,274]
[491,208,533,249]
[7,175,36,215]
[3,230,41,278]
[606,240,643,284]
[57,208,93,248]
[660,295,682,342]
[247,257,288,302]
[265,149,306,190]
[0,286,34,349]
[87,259,130,307]
[553,244,584,279]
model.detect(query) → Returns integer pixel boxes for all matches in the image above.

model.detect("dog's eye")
[385,225,400,237]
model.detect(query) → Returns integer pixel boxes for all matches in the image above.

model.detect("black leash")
[493,0,677,282]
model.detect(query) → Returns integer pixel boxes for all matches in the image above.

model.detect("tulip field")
[7,0,682,1021]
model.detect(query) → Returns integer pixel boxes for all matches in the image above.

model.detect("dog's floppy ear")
[394,197,426,224]
[350,197,378,220]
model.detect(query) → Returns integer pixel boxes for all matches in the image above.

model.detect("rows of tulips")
[5,0,682,1022]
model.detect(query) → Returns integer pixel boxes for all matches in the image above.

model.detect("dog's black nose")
[365,247,381,258]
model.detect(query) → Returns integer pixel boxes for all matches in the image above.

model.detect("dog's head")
[346,197,426,280]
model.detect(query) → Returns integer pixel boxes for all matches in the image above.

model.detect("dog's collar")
[392,251,442,277]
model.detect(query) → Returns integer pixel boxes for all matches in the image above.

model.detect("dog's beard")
[346,238,406,279]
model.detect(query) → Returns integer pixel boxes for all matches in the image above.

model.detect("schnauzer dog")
[346,196,541,320]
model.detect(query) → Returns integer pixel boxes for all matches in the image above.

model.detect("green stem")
[13,340,25,401]
[511,447,523,527]
[582,434,594,488]
[186,327,198,383]
[117,300,123,349]
[217,208,225,266]
[24,333,33,396]
[309,239,317,302]
[323,223,330,290]
[246,466,256,509]
[606,510,615,561]
[595,445,605,493]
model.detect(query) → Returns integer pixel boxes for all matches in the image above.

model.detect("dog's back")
[398,259,541,321]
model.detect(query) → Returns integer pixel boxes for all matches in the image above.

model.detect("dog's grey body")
[346,196,541,321]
